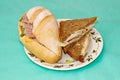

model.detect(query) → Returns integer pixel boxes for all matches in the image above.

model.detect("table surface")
[0,0,120,80]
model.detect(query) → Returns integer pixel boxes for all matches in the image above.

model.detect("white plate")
[24,19,103,70]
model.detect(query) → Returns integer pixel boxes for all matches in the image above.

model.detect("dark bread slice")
[63,32,90,62]
[59,17,97,45]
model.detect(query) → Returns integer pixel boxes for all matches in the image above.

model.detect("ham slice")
[22,15,35,39]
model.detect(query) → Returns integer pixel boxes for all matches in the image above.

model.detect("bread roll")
[18,6,62,63]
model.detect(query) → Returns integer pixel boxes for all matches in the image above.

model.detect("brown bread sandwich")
[59,17,97,62]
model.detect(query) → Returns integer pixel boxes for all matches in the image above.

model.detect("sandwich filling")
[64,24,94,46]
[21,15,35,39]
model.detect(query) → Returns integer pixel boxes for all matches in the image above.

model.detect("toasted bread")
[63,32,90,62]
[59,17,97,62]
[60,17,97,46]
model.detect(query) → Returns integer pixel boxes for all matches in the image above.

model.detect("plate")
[24,19,103,70]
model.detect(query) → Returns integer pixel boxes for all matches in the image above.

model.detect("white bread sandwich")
[18,6,62,63]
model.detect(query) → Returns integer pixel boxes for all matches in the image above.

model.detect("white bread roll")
[19,6,62,63]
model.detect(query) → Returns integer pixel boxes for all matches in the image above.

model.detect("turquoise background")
[0,0,120,80]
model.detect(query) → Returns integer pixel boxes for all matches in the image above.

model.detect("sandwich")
[63,32,90,62]
[18,6,62,63]
[59,17,97,62]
